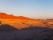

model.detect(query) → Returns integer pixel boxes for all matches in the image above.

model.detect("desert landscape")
[0,13,53,40]
[0,13,53,29]
[0,0,53,40]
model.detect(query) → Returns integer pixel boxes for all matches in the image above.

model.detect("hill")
[0,12,33,20]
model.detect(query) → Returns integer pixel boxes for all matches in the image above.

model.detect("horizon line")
[0,12,53,19]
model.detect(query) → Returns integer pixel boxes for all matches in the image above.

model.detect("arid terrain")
[0,24,53,40]
[0,19,53,29]
[0,13,53,40]
[0,12,53,29]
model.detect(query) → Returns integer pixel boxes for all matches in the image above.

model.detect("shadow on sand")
[0,24,53,40]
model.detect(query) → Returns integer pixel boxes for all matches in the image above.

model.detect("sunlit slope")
[0,12,32,20]
[0,19,53,29]
[0,12,53,29]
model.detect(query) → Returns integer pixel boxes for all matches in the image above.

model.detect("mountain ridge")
[0,12,33,20]
[0,12,53,20]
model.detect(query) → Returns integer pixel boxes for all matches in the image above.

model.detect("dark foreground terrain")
[0,24,53,40]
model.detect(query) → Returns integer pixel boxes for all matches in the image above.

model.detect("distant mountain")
[0,12,33,20]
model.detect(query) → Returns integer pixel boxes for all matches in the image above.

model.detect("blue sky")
[0,0,53,19]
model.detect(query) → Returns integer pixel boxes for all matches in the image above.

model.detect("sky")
[0,0,53,19]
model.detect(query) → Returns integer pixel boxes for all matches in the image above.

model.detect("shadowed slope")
[0,24,53,40]
[0,24,18,32]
